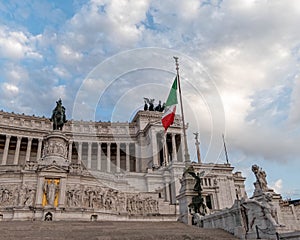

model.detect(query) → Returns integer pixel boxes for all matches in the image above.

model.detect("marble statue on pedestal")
[44,180,59,207]
[252,164,269,194]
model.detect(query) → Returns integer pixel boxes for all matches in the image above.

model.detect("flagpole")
[222,134,229,164]
[173,56,190,164]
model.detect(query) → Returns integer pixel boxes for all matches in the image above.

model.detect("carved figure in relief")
[86,188,96,208]
[0,185,18,206]
[18,185,27,206]
[2,188,10,203]
[24,188,35,206]
[66,185,82,207]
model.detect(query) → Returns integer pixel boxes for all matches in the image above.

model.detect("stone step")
[0,221,239,240]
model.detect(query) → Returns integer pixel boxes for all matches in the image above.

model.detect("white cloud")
[0,26,42,60]
[53,66,71,78]
[56,44,83,62]
[288,75,300,126]
[270,179,283,194]
[2,83,19,95]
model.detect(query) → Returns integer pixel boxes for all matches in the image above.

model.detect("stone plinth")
[176,172,197,225]
[39,131,69,167]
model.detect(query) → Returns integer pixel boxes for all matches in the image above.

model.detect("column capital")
[5,134,11,139]
[16,136,22,141]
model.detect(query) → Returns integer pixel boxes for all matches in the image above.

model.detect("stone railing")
[0,111,136,136]
[199,201,245,238]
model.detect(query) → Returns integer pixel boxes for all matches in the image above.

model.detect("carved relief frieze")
[0,184,19,207]
[18,183,36,207]
[24,161,38,171]
[65,184,159,215]
[43,141,68,159]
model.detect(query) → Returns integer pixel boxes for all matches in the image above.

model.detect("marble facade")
[0,109,246,221]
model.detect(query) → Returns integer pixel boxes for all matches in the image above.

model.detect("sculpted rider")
[50,98,67,130]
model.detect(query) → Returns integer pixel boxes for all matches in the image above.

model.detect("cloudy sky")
[0,0,299,199]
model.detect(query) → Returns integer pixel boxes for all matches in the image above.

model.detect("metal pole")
[173,56,190,164]
[222,134,229,164]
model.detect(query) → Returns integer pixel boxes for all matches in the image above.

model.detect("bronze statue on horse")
[50,99,67,130]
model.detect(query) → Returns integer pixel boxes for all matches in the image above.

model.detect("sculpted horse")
[51,99,67,130]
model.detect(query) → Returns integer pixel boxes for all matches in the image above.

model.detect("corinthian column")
[172,134,177,162]
[77,141,82,164]
[97,143,102,171]
[125,143,130,172]
[68,141,73,162]
[107,143,111,172]
[135,143,139,172]
[13,136,22,165]
[116,143,120,172]
[1,135,11,165]
[36,138,43,161]
[152,130,159,167]
[87,142,92,169]
[25,137,32,162]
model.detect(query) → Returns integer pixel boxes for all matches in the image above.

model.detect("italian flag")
[162,76,178,131]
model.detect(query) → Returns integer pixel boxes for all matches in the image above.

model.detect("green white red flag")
[162,76,178,131]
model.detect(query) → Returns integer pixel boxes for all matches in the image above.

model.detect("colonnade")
[0,135,42,165]
[153,132,184,166]
[0,135,138,172]
[0,132,182,172]
[69,141,138,172]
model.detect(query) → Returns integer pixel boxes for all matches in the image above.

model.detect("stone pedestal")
[176,172,197,225]
[38,130,69,167]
